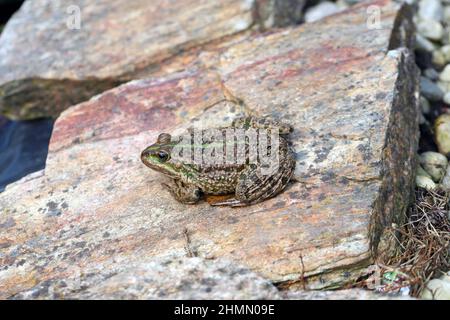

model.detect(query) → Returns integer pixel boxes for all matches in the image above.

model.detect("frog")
[140,116,296,207]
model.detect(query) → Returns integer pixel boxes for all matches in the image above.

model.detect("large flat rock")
[0,0,419,298]
[8,255,412,300]
[0,0,306,120]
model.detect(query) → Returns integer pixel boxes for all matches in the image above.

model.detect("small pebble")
[437,80,450,92]
[419,151,448,182]
[417,164,433,179]
[432,50,447,68]
[440,165,450,191]
[420,76,444,101]
[435,114,450,155]
[440,45,450,62]
[420,96,431,114]
[443,28,450,45]
[444,92,450,104]
[421,277,450,300]
[444,6,450,22]
[423,68,440,81]
[417,19,444,41]
[416,34,437,52]
[418,0,443,21]
[416,175,437,190]
[440,65,450,81]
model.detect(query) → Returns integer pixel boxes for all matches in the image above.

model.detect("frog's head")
[141,133,181,178]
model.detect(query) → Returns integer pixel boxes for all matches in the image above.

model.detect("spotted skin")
[141,116,295,206]
[162,179,202,204]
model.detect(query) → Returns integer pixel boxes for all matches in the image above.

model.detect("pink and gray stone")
[0,0,419,299]
[0,0,306,120]
[8,256,413,300]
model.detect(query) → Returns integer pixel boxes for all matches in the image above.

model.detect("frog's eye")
[157,151,169,162]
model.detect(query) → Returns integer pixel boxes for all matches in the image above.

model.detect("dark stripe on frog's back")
[174,128,292,167]
[174,127,286,155]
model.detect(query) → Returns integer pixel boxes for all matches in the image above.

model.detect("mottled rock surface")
[284,288,414,300]
[8,255,410,300]
[0,0,419,298]
[10,256,281,300]
[0,0,306,120]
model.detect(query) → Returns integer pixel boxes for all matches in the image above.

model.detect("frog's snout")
[141,147,151,163]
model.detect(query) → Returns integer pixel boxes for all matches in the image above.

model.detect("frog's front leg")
[163,179,203,204]
[231,116,292,134]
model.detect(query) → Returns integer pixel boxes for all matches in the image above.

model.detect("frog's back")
[179,130,293,196]
[181,162,245,194]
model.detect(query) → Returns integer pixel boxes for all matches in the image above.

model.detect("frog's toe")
[209,197,247,207]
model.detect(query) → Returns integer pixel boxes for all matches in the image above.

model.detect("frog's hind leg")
[163,180,203,204]
[236,162,294,205]
[231,116,292,135]
[211,161,294,207]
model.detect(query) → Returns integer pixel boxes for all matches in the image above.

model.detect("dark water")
[0,117,54,192]
[0,0,50,192]
[0,0,24,23]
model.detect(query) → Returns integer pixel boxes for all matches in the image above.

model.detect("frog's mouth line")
[141,150,178,178]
